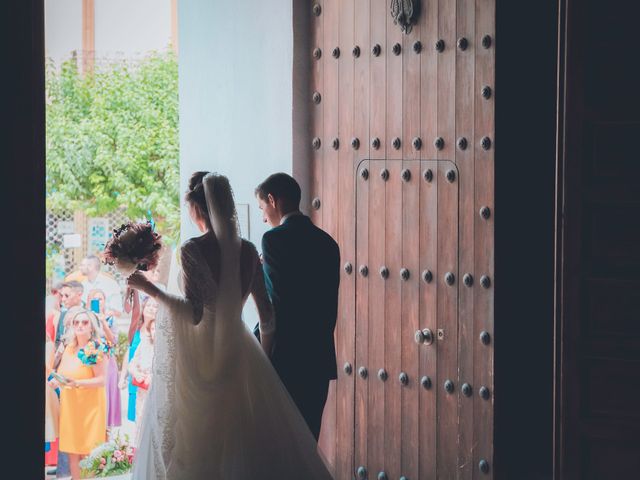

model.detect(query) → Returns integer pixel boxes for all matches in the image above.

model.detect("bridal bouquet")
[79,434,134,478]
[102,221,162,278]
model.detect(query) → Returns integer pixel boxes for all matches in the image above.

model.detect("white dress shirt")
[280,211,303,225]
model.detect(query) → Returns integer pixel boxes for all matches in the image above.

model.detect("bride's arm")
[127,240,204,325]
[249,246,275,357]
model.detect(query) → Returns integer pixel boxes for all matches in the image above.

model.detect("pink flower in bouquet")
[113,449,125,462]
[102,221,162,278]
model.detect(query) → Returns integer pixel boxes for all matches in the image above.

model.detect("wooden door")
[557,0,640,477]
[354,158,459,480]
[310,0,495,478]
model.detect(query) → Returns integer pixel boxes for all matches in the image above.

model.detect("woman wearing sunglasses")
[47,307,107,480]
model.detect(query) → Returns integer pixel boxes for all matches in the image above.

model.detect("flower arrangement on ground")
[79,434,134,478]
[102,220,162,278]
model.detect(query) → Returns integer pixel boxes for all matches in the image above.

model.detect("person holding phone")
[47,308,107,480]
[80,255,123,319]
[87,289,121,431]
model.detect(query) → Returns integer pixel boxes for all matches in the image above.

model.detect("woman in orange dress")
[48,307,107,480]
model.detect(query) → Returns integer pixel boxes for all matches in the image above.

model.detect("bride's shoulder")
[180,234,208,258]
[241,238,259,257]
[241,237,258,249]
[183,232,214,248]
[180,238,198,252]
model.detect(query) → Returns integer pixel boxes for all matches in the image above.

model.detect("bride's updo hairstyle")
[185,171,210,226]
[185,171,239,235]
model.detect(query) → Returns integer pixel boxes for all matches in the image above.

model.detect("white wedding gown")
[132,174,334,479]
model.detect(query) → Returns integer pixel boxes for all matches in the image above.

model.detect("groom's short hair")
[255,173,301,210]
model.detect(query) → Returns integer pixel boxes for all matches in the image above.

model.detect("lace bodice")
[153,233,273,336]
[176,234,274,333]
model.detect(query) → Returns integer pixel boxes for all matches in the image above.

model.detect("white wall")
[178,0,294,326]
[45,0,82,66]
[178,0,293,246]
[95,0,173,59]
[44,0,173,66]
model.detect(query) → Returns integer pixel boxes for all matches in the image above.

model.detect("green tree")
[46,52,180,243]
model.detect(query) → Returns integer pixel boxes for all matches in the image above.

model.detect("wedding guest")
[55,281,84,349]
[48,307,107,480]
[87,289,122,430]
[64,270,87,283]
[44,330,60,469]
[46,283,63,342]
[128,317,155,448]
[50,282,84,478]
[80,255,123,318]
[119,294,159,423]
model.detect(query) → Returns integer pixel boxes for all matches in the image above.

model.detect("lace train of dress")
[134,306,333,479]
[132,174,333,480]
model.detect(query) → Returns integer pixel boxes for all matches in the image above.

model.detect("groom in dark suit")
[254,173,340,441]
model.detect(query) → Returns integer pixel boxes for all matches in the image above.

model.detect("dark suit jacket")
[256,214,340,382]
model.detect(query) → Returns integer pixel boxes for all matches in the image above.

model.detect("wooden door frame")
[2,0,46,477]
[494,1,559,478]
[554,0,567,475]
[6,0,563,475]
[552,0,640,476]
[554,0,580,477]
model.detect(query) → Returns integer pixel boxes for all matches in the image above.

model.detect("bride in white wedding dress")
[127,172,334,480]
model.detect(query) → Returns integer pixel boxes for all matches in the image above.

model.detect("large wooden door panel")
[310,0,495,477]
[354,159,459,480]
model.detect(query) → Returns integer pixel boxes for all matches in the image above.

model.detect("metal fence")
[46,208,131,291]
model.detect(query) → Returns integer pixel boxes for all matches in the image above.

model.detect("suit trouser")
[254,327,332,440]
[281,376,330,441]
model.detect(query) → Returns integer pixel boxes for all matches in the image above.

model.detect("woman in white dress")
[128,317,155,449]
[127,172,333,480]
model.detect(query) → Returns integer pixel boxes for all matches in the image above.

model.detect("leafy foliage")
[46,52,180,243]
[114,331,129,371]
